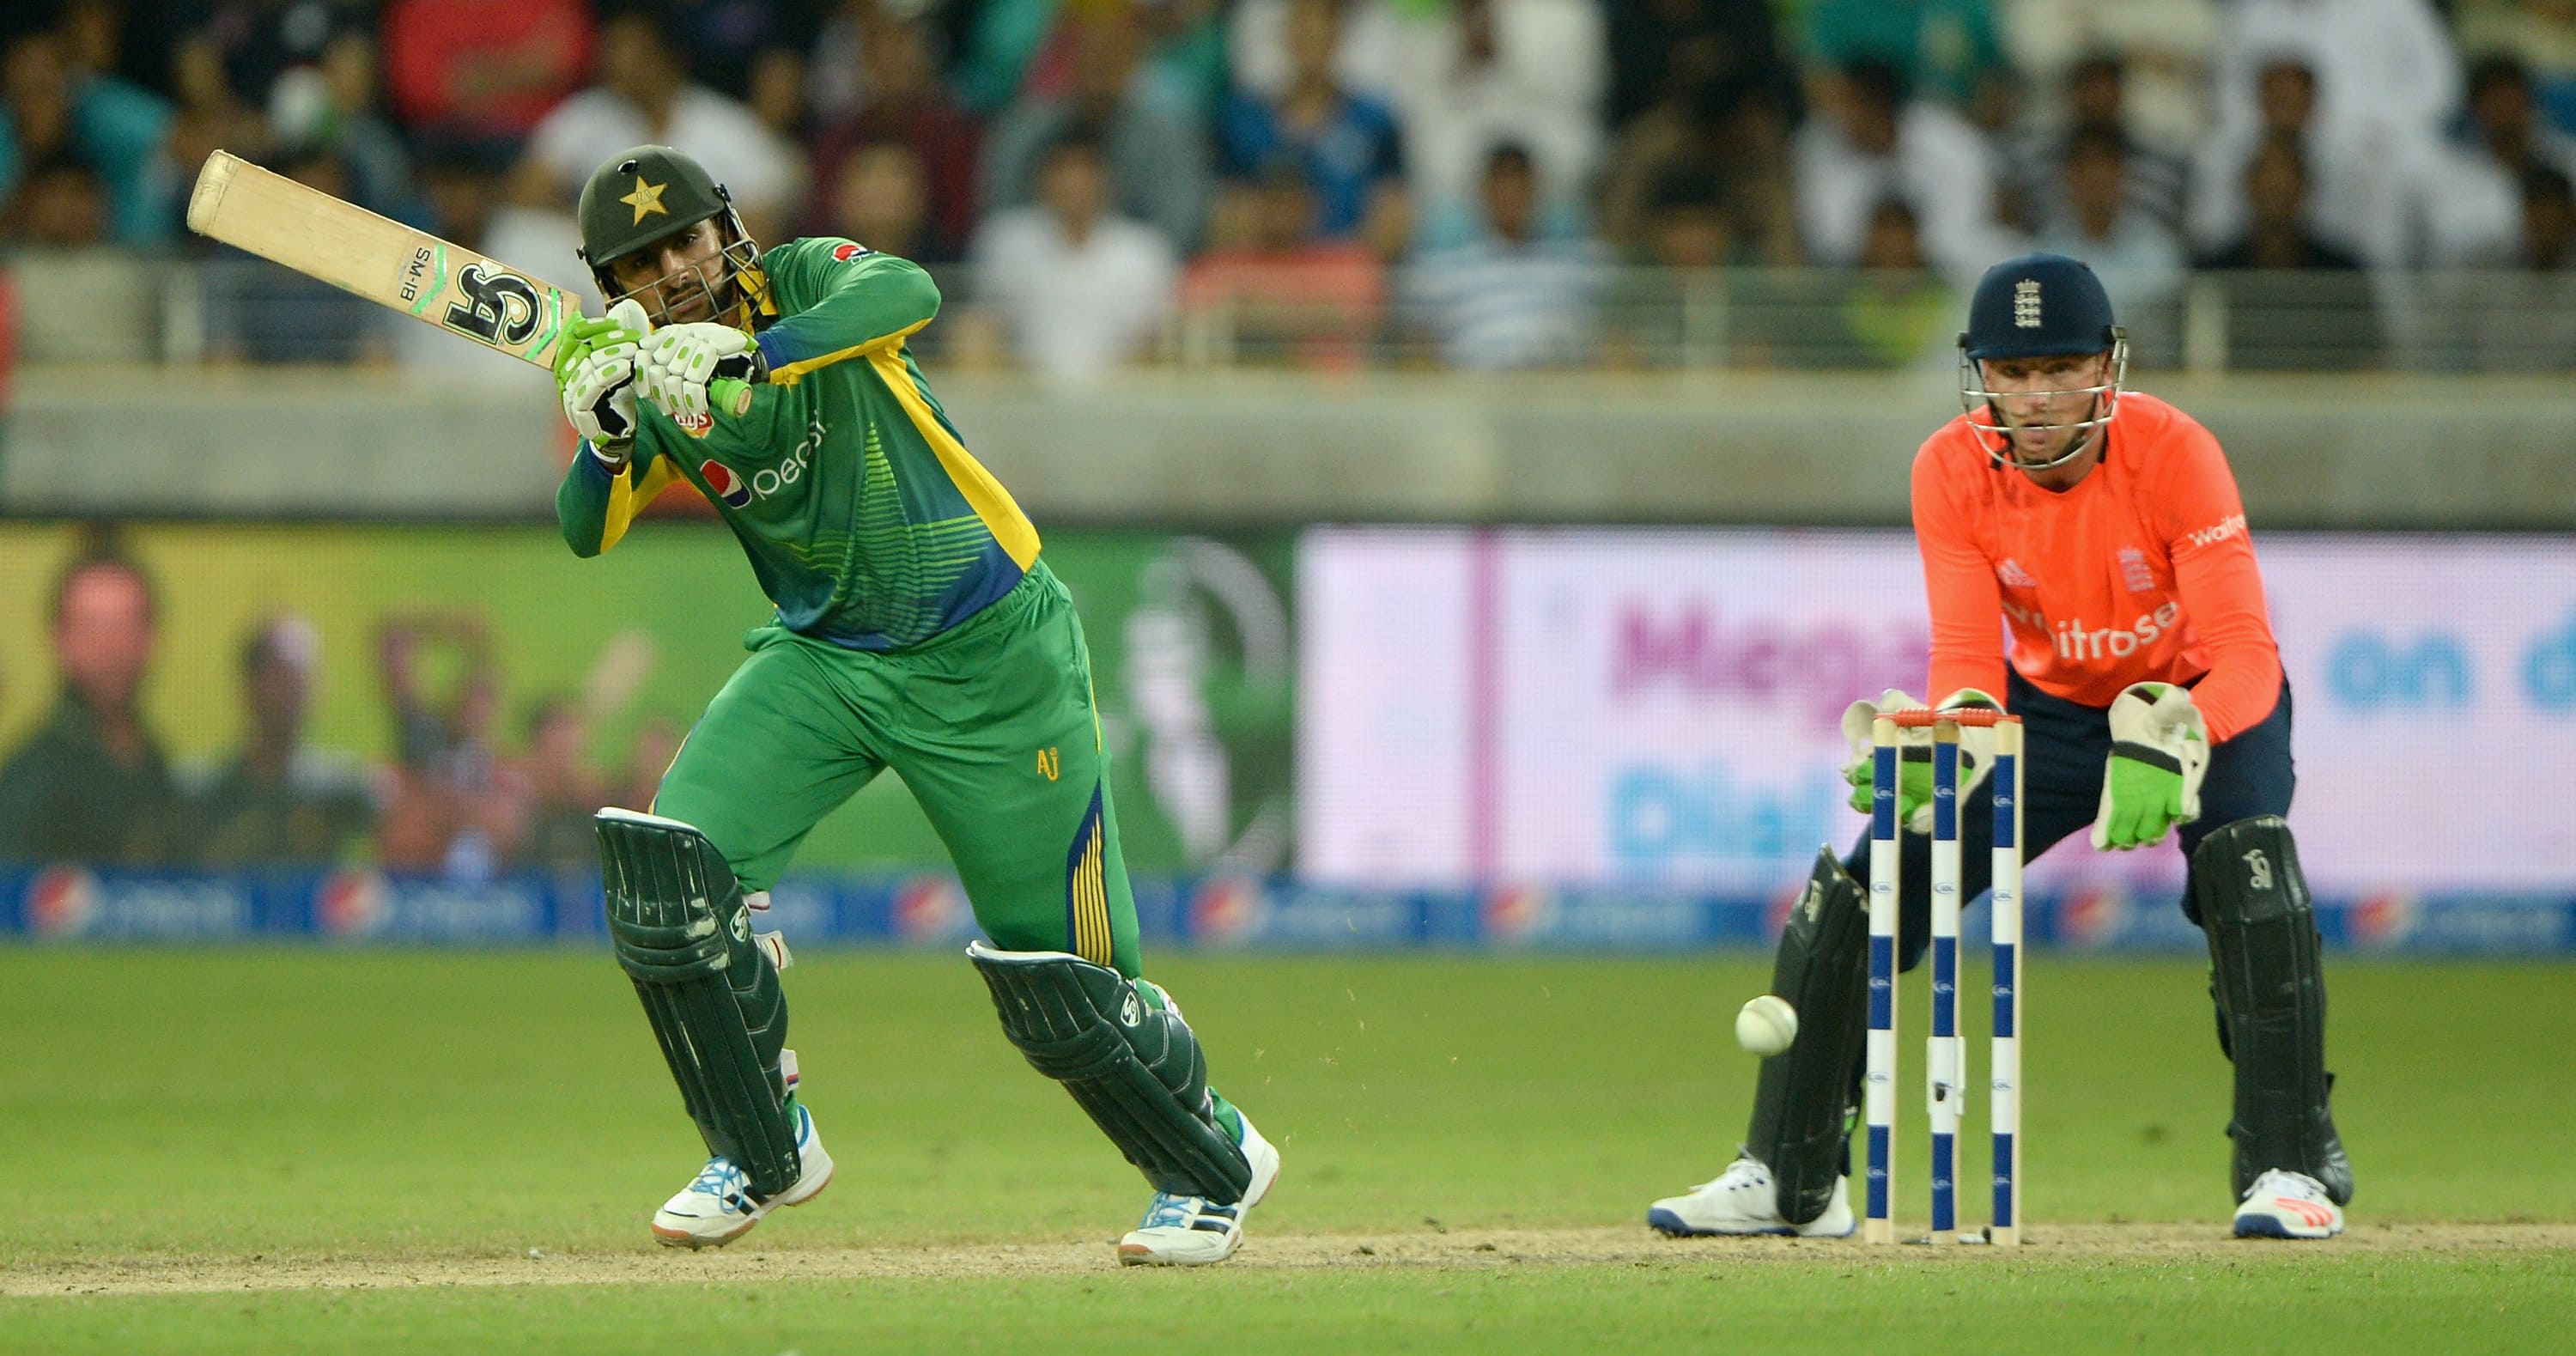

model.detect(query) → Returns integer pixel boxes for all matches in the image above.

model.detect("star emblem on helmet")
[622,176,670,225]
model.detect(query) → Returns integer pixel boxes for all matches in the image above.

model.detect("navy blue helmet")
[1959,252,2119,360]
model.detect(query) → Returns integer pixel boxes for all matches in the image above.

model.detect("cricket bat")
[185,149,753,416]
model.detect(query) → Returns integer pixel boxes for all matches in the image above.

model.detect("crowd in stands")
[5,0,2576,375]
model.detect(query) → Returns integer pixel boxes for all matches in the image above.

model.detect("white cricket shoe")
[1649,1155,1856,1237]
[1116,1113,1281,1266]
[650,1102,835,1249]
[2233,1169,2344,1239]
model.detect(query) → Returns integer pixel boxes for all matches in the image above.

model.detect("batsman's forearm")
[2172,542,2283,742]
[752,256,940,383]
[557,446,619,557]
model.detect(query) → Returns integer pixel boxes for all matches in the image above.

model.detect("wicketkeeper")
[1649,252,2353,1240]
[549,145,1279,1263]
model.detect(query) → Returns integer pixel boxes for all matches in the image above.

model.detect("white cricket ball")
[1735,995,1799,1056]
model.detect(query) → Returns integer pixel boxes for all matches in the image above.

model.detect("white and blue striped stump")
[1865,718,1900,1245]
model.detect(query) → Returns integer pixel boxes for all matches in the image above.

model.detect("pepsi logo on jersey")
[700,459,753,507]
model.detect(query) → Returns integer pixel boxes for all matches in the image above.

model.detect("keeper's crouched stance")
[1648,254,2351,1242]
[556,146,1274,1262]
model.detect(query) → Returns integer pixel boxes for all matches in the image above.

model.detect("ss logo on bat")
[444,264,543,347]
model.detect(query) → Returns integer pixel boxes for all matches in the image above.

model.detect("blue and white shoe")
[650,1102,835,1248]
[2233,1169,2344,1239]
[1649,1155,1856,1237]
[1116,1113,1281,1266]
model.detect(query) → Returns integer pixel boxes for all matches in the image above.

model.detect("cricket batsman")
[1647,253,2353,1241]
[548,145,1279,1263]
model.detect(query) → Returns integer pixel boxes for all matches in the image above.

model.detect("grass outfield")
[3,951,2571,1353]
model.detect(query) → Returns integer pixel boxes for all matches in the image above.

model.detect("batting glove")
[556,301,648,458]
[2092,682,2209,850]
[637,323,763,423]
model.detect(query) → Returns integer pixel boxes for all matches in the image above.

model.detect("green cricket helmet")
[574,145,773,328]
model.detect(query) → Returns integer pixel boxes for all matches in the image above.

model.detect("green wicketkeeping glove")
[1841,688,2002,832]
[2092,682,2210,850]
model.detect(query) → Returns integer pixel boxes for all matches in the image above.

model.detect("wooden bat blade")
[185,149,580,370]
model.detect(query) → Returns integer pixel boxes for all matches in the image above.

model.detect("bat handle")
[709,377,756,417]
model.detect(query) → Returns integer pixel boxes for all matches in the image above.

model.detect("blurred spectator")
[161,17,262,203]
[820,140,932,260]
[2444,164,2576,370]
[1217,0,1406,254]
[2187,58,2385,261]
[967,131,1179,386]
[380,0,592,143]
[2032,128,2185,350]
[2006,53,2187,234]
[660,0,818,109]
[2196,137,2382,369]
[1180,165,1386,368]
[3,155,112,246]
[981,6,1212,252]
[949,0,1068,114]
[1595,0,1800,265]
[515,9,803,243]
[2382,54,2576,269]
[1636,169,1735,271]
[805,11,982,260]
[1983,0,2221,151]
[1227,0,1403,106]
[2458,0,2576,137]
[1794,60,2018,279]
[267,27,417,220]
[192,617,374,866]
[1130,0,1234,124]
[2524,163,2576,269]
[2199,137,2370,271]
[1801,0,2006,115]
[204,151,391,362]
[1608,0,1795,130]
[746,45,808,138]
[0,26,176,247]
[512,694,605,873]
[955,0,1226,118]
[190,0,363,114]
[0,266,15,437]
[2211,0,2459,173]
[1838,198,1955,368]
[65,0,188,105]
[1386,0,1607,250]
[374,611,519,879]
[1404,141,1607,369]
[0,540,186,865]
[1601,167,1734,367]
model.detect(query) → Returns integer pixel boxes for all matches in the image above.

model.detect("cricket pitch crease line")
[9,1224,2574,1297]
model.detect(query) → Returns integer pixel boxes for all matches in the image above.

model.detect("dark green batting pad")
[1745,847,1874,1225]
[597,809,801,1198]
[969,944,1253,1202]
[2195,816,2354,1206]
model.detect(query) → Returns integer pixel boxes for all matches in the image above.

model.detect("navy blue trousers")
[1840,672,2295,973]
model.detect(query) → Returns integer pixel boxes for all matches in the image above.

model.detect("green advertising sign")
[0,523,1291,872]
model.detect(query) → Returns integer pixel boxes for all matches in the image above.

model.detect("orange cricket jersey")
[1910,391,2283,742]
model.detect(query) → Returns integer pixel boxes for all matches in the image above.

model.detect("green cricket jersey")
[555,239,1039,649]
